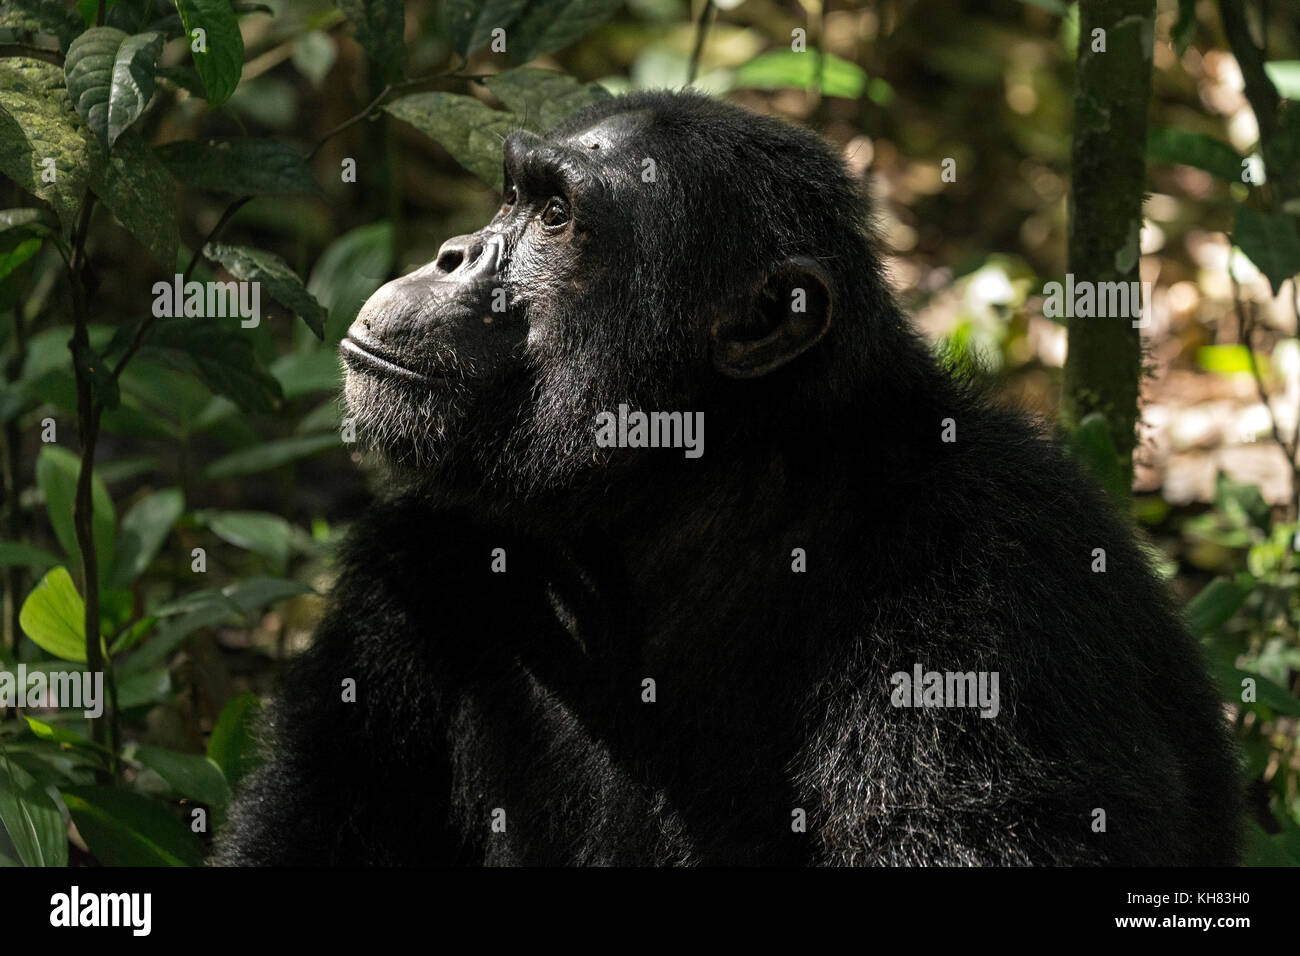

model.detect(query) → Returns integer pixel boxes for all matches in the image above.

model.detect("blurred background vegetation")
[1,0,1299,866]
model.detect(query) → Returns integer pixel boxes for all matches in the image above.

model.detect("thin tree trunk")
[1062,0,1157,491]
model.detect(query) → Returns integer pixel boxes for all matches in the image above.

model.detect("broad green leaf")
[335,0,405,82]
[0,237,41,283]
[117,667,171,708]
[307,221,394,341]
[60,785,201,865]
[18,566,86,662]
[445,0,529,58]
[157,138,322,196]
[24,716,105,751]
[64,27,163,148]
[35,446,115,585]
[135,746,230,807]
[174,0,244,105]
[1185,578,1250,636]
[141,317,283,413]
[0,755,68,867]
[1146,127,1242,183]
[127,577,311,672]
[0,541,60,571]
[508,0,624,65]
[1067,412,1126,500]
[0,58,98,236]
[203,242,327,339]
[732,50,867,99]
[205,433,339,479]
[88,130,178,266]
[1233,204,1300,296]
[485,68,611,132]
[271,349,341,398]
[207,691,262,791]
[1196,344,1259,376]
[198,510,291,565]
[109,487,184,589]
[1264,61,1300,101]
[385,92,516,190]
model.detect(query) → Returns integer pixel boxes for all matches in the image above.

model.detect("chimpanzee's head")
[342,91,887,499]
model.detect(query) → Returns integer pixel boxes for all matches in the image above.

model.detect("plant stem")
[67,197,117,781]
[687,0,715,85]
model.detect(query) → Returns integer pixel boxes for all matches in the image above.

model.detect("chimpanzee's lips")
[341,334,436,384]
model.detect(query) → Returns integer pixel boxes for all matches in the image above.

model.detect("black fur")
[215,92,1241,865]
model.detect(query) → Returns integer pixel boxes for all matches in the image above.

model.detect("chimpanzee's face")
[341,99,832,496]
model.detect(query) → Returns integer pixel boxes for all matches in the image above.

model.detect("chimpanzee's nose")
[434,233,502,279]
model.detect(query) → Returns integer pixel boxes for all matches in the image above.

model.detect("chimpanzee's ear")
[711,256,833,379]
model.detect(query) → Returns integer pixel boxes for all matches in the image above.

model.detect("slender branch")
[0,44,64,66]
[66,196,117,780]
[1218,0,1280,142]
[687,0,716,85]
[1234,274,1293,461]
[306,83,393,160]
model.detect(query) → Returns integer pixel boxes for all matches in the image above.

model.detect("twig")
[687,0,715,85]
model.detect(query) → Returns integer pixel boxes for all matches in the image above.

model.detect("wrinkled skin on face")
[341,93,883,502]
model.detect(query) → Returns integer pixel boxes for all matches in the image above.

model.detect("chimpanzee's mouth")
[341,334,437,384]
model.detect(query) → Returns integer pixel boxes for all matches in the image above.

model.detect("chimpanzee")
[214,91,1241,866]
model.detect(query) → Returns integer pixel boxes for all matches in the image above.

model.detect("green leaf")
[1195,344,1260,376]
[35,446,115,585]
[126,577,311,672]
[202,242,327,339]
[0,236,42,283]
[60,785,201,865]
[207,691,262,791]
[307,222,394,341]
[335,0,405,82]
[18,566,86,662]
[205,433,339,479]
[385,92,515,190]
[1146,127,1242,183]
[141,317,284,413]
[64,27,163,149]
[1067,412,1126,500]
[732,50,867,99]
[197,510,291,565]
[0,754,69,867]
[1185,578,1250,636]
[109,487,184,589]
[157,138,323,196]
[88,130,177,266]
[24,716,105,751]
[445,0,529,59]
[271,349,341,398]
[1264,61,1300,101]
[1233,204,1300,295]
[135,746,230,807]
[508,0,624,65]
[0,541,61,571]
[174,0,244,105]
[0,58,98,236]
[485,68,611,132]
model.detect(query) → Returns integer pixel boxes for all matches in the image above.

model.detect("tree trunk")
[1062,0,1157,491]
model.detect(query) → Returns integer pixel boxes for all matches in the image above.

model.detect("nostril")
[435,248,464,274]
[464,240,485,267]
